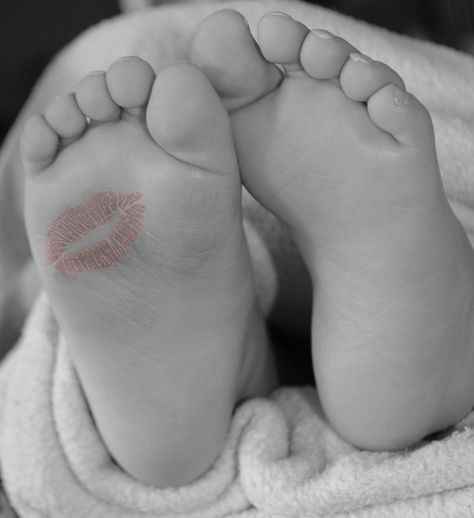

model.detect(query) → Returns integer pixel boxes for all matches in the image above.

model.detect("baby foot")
[191,11,474,449]
[20,57,276,486]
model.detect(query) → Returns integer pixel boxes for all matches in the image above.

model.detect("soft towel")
[1,0,474,516]
[3,294,474,518]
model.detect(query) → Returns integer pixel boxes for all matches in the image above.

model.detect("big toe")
[190,9,282,111]
[146,61,239,175]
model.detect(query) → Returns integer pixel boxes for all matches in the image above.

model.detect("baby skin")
[191,11,474,448]
[20,59,277,486]
[20,8,474,488]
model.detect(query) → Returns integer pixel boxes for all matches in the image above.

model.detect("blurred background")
[1,0,474,146]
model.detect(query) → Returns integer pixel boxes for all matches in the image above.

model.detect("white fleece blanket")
[2,0,474,516]
[4,292,474,518]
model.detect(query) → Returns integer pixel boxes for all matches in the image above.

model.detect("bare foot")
[20,57,276,486]
[191,10,474,449]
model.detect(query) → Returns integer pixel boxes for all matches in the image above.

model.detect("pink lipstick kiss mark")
[46,191,146,274]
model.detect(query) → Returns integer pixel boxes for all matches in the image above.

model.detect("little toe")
[75,71,121,122]
[106,57,156,117]
[44,93,87,141]
[190,9,282,111]
[340,53,405,102]
[367,84,434,146]
[257,12,308,75]
[299,29,356,80]
[20,115,59,171]
[146,62,238,174]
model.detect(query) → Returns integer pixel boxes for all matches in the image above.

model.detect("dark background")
[1,0,473,145]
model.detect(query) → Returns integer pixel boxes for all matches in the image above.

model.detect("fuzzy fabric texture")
[3,294,474,518]
[1,0,474,516]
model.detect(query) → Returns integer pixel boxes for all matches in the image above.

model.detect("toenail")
[393,87,410,108]
[268,11,292,18]
[311,29,333,40]
[51,92,70,103]
[349,52,372,65]
[116,56,141,63]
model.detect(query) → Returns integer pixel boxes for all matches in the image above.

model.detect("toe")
[340,53,405,102]
[299,29,356,80]
[20,115,59,171]
[190,9,282,111]
[367,84,434,146]
[257,12,308,75]
[44,93,87,140]
[146,62,238,174]
[75,71,121,122]
[106,57,156,117]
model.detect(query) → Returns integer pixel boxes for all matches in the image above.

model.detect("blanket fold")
[2,294,474,517]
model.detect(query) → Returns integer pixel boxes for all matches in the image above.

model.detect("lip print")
[46,191,146,274]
